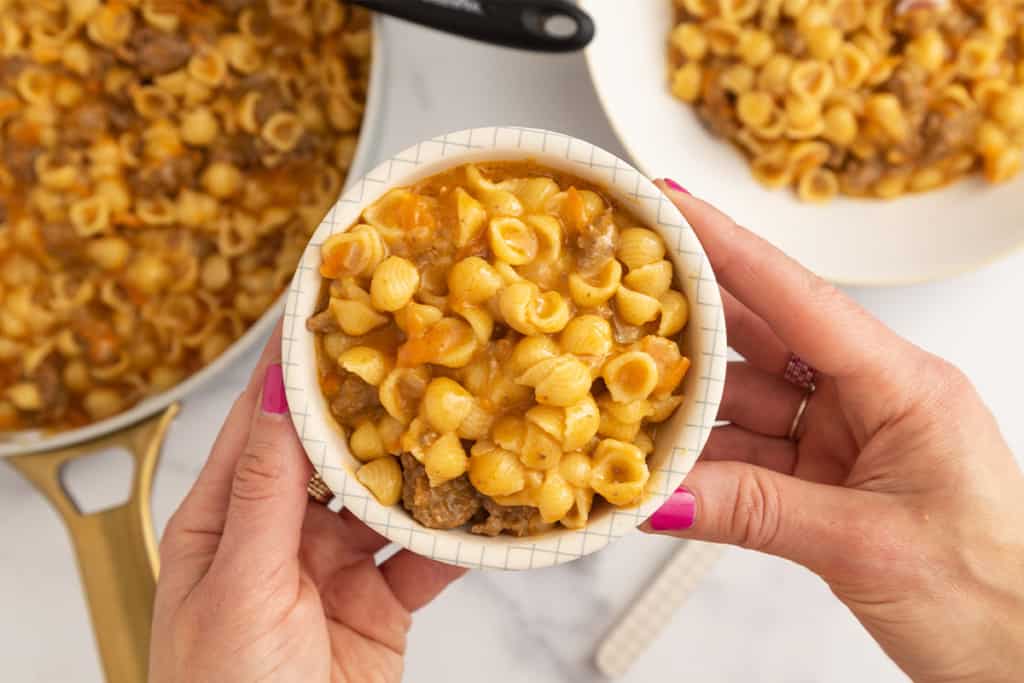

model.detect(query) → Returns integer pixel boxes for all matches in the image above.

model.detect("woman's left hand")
[149,323,465,683]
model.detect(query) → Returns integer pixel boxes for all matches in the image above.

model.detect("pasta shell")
[562,395,600,451]
[618,228,666,270]
[466,165,524,216]
[379,367,431,424]
[499,281,541,335]
[657,290,689,336]
[429,318,478,368]
[528,290,571,334]
[512,177,559,213]
[559,451,593,489]
[377,415,405,454]
[338,346,393,386]
[363,188,414,238]
[590,439,650,506]
[520,422,563,470]
[538,471,575,524]
[451,301,494,344]
[469,447,526,497]
[602,351,659,402]
[448,256,502,304]
[350,421,387,461]
[320,224,387,279]
[329,298,388,336]
[526,405,566,442]
[465,163,500,194]
[568,259,622,307]
[597,409,642,441]
[789,60,834,100]
[510,335,559,375]
[561,487,595,529]
[524,214,563,262]
[623,260,674,298]
[454,187,487,247]
[533,355,593,407]
[494,260,524,284]
[457,401,495,440]
[615,286,662,326]
[370,256,419,312]
[400,417,437,462]
[396,317,477,368]
[640,335,691,397]
[489,217,538,265]
[545,188,605,232]
[393,302,443,337]
[424,432,468,488]
[356,456,402,506]
[560,314,613,358]
[493,416,527,453]
[796,168,840,203]
[633,430,655,455]
[483,189,524,218]
[421,377,473,433]
[649,394,685,423]
[603,398,654,424]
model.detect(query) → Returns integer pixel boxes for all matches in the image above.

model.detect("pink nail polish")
[662,178,690,195]
[650,487,696,531]
[261,363,288,415]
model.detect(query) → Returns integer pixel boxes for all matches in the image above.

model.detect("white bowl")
[283,127,727,570]
[581,0,1024,286]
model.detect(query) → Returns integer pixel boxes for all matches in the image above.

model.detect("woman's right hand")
[645,181,1024,683]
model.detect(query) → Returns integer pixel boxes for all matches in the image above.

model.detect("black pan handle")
[350,0,595,52]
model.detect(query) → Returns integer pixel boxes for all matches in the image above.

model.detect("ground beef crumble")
[400,453,481,529]
[470,497,547,537]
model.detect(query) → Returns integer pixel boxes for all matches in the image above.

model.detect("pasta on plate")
[0,0,371,432]
[308,162,693,536]
[667,0,1024,202]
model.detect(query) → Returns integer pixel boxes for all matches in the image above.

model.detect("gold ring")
[787,388,814,442]
[307,472,334,504]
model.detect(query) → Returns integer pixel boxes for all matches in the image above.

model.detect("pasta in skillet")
[0,1,372,432]
[309,162,693,537]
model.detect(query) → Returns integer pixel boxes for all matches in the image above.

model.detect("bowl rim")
[282,126,727,570]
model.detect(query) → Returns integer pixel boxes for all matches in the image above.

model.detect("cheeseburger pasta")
[668,0,1024,201]
[308,162,692,537]
[0,1,371,431]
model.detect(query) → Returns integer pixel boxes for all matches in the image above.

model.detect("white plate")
[580,0,1024,286]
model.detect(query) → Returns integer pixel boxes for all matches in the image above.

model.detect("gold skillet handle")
[7,403,180,683]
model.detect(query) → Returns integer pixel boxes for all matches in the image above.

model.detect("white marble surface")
[3,17,1024,683]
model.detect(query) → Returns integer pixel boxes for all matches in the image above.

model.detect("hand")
[150,324,464,683]
[644,182,1024,683]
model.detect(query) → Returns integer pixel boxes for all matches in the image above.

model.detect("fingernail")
[650,486,696,531]
[261,363,288,415]
[662,178,690,195]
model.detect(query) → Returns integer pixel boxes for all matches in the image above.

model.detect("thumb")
[212,363,312,583]
[642,460,885,578]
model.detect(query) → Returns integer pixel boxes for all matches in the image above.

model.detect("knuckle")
[922,357,978,413]
[232,438,285,503]
[729,468,783,552]
[933,358,972,394]
[803,270,839,305]
[804,271,858,325]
